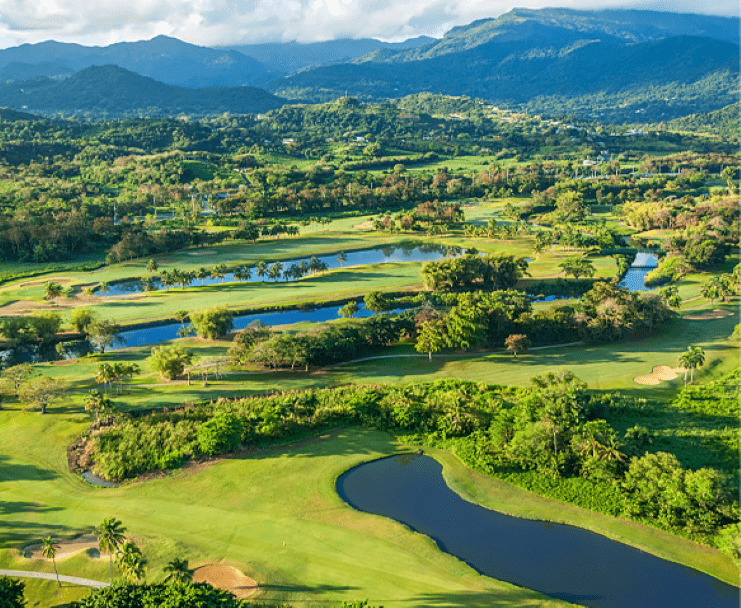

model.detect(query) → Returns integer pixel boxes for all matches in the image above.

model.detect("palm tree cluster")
[95,362,140,394]
[701,269,739,304]
[678,346,706,388]
[96,517,147,583]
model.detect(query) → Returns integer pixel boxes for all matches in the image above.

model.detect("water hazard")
[337,454,739,608]
[101,243,457,295]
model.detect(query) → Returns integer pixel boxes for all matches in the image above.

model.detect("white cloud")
[0,0,736,49]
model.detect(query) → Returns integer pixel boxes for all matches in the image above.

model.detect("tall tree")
[19,377,64,414]
[505,334,531,357]
[97,517,126,583]
[41,537,61,588]
[88,320,122,354]
[364,291,391,315]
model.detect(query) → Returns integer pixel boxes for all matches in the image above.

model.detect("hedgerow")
[85,374,738,545]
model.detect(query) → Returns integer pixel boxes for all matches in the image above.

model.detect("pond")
[337,454,739,608]
[100,243,458,296]
[530,252,659,302]
[618,252,659,292]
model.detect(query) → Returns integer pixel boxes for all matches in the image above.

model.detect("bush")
[0,577,24,608]
[148,345,194,380]
[72,582,247,607]
[190,306,234,339]
[197,413,243,456]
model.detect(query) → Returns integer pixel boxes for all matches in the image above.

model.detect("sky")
[0,0,737,49]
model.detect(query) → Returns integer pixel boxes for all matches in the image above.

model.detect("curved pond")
[337,454,739,608]
[114,301,402,349]
[100,243,457,295]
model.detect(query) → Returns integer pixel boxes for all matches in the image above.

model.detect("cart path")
[0,569,109,588]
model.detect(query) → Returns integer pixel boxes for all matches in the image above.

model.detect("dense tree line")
[240,315,414,370]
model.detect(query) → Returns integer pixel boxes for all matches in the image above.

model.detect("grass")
[0,229,619,324]
[0,412,575,608]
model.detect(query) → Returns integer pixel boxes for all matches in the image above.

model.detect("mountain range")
[0,66,286,117]
[0,7,737,123]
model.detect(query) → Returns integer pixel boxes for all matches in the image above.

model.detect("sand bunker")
[684,309,734,321]
[20,279,72,287]
[193,565,258,599]
[188,249,218,256]
[634,366,684,386]
[24,534,103,560]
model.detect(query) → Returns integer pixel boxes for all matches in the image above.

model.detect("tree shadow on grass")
[257,583,359,593]
[0,501,62,515]
[0,520,76,549]
[408,590,562,607]
[0,457,59,483]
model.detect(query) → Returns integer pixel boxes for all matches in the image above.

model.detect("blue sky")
[0,0,737,49]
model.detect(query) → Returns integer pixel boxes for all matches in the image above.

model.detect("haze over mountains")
[0,7,737,123]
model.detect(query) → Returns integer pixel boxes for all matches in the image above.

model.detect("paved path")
[0,569,109,588]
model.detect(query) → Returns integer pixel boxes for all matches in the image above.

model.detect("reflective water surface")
[337,454,739,608]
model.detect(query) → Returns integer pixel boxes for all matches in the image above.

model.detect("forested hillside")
[0,66,287,119]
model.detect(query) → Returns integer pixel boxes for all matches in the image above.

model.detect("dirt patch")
[193,565,258,599]
[187,249,218,256]
[24,535,103,560]
[52,359,78,366]
[634,365,684,386]
[353,221,373,230]
[684,309,734,321]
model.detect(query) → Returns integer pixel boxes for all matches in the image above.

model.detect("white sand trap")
[24,534,103,560]
[634,366,684,386]
[187,249,218,256]
[193,565,258,599]
[684,309,734,321]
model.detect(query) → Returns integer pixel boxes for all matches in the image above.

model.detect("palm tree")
[43,282,64,306]
[163,558,194,583]
[268,262,283,281]
[196,267,209,286]
[143,276,157,292]
[308,256,322,274]
[146,259,158,273]
[678,346,706,386]
[287,263,300,281]
[337,251,347,266]
[688,346,705,384]
[97,517,126,582]
[701,278,721,303]
[256,261,268,282]
[41,537,61,588]
[174,310,188,327]
[116,540,146,583]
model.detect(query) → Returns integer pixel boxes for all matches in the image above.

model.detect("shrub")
[148,345,194,380]
[189,306,234,339]
[197,413,243,456]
